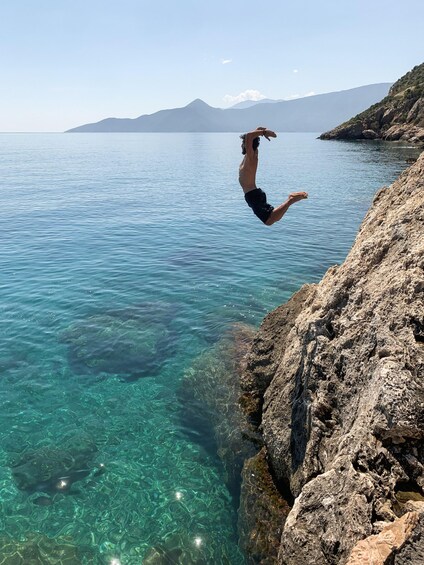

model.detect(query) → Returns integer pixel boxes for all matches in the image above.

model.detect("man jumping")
[239,127,308,226]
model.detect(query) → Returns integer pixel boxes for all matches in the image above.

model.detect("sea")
[0,132,420,564]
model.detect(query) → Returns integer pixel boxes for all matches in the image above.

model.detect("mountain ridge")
[66,83,392,133]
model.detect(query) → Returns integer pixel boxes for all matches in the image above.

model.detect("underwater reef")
[142,532,210,565]
[9,434,100,496]
[61,302,177,381]
[0,532,99,564]
[177,323,258,500]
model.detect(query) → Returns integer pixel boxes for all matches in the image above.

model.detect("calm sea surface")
[0,133,420,563]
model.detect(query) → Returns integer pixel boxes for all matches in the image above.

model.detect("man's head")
[240,134,260,155]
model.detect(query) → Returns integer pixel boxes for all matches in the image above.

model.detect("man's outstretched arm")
[256,126,277,141]
[243,127,277,157]
[245,127,277,144]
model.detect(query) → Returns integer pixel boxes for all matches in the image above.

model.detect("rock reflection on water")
[60,302,178,381]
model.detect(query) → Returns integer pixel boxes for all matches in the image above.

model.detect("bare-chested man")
[239,127,308,226]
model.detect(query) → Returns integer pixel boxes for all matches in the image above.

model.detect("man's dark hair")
[240,134,260,155]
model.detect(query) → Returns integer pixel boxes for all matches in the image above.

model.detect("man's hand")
[256,126,277,140]
[263,129,277,141]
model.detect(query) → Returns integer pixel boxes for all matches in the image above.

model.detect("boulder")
[362,129,378,139]
[384,125,407,140]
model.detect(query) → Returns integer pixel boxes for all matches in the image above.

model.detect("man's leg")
[265,192,308,226]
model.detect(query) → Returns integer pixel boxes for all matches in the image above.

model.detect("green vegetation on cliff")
[391,62,424,95]
[320,63,424,143]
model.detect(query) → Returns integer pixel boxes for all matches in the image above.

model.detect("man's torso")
[239,153,258,193]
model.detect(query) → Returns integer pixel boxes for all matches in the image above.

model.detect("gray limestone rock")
[239,152,424,563]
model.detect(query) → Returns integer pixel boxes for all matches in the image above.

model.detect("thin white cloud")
[293,69,299,73]
[284,91,315,100]
[223,89,266,105]
[221,59,232,65]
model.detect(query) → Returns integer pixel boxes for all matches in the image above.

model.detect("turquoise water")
[0,133,420,563]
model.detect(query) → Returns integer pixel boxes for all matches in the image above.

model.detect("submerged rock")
[177,323,258,499]
[0,533,98,564]
[32,495,54,506]
[239,152,424,563]
[61,302,177,381]
[143,531,241,564]
[143,542,205,565]
[10,435,98,494]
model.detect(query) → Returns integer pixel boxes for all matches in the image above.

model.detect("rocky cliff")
[239,152,424,564]
[320,63,424,143]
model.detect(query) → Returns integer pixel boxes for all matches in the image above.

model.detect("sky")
[1,0,423,132]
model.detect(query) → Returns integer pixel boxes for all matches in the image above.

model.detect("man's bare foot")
[288,191,308,204]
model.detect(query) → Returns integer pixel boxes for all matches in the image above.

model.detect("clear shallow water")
[0,133,420,563]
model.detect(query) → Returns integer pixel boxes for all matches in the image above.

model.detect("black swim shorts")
[244,188,274,224]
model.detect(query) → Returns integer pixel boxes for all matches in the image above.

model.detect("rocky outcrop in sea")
[320,63,424,143]
[238,152,424,563]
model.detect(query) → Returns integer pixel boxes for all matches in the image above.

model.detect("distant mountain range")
[230,98,283,109]
[66,83,392,133]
